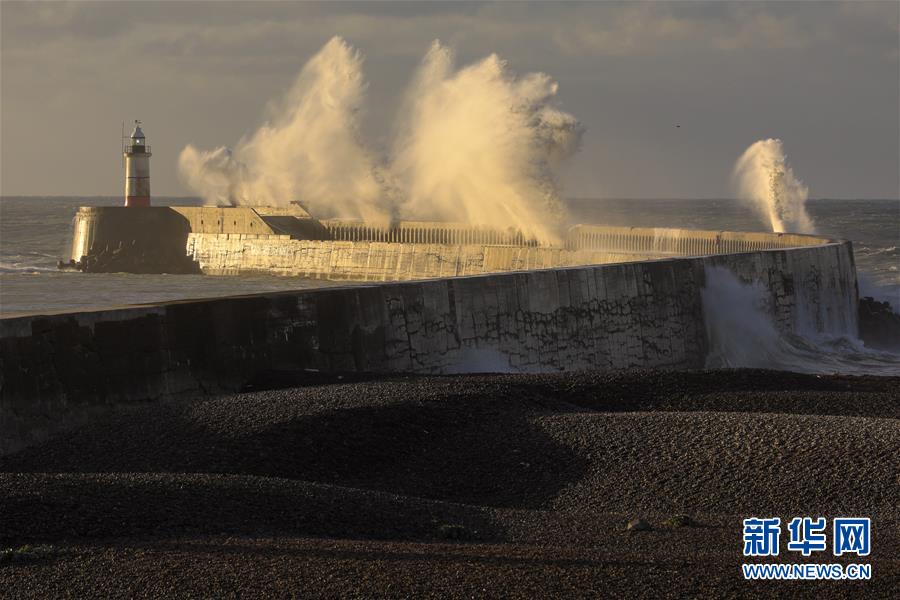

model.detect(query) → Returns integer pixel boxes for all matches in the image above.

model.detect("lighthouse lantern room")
[124,120,152,207]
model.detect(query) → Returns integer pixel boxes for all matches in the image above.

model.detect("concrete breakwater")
[187,234,642,280]
[67,206,833,279]
[186,225,826,281]
[1,229,857,453]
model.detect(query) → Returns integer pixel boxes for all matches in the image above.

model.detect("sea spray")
[733,139,814,234]
[701,266,900,374]
[179,37,390,224]
[391,41,583,243]
[178,37,583,242]
[701,266,787,368]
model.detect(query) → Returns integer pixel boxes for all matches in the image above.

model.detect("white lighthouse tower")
[124,120,151,207]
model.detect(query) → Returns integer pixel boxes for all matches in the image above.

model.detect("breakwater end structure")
[1,205,858,453]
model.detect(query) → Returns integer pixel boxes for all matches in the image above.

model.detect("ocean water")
[1,197,897,317]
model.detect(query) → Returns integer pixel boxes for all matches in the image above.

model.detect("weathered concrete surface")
[186,226,836,281]
[69,206,307,262]
[1,240,857,454]
[188,234,646,280]
[69,206,836,279]
[67,207,203,273]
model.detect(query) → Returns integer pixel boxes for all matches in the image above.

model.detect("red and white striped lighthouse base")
[125,196,151,207]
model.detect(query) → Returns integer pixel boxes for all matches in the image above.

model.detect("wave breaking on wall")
[733,139,814,234]
[702,266,899,375]
[178,37,584,244]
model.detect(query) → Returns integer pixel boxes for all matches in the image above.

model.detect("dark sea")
[1,197,897,317]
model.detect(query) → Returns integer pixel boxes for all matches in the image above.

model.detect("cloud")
[5,1,896,66]
[548,2,887,56]
[1,1,896,198]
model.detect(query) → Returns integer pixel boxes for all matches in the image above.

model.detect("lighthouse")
[124,120,152,207]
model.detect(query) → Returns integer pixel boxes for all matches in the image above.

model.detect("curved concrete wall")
[70,206,835,279]
[70,207,197,262]
[1,236,857,453]
[187,234,646,281]
[69,206,283,261]
[186,226,835,282]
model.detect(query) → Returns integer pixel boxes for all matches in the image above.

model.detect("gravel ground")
[1,369,898,598]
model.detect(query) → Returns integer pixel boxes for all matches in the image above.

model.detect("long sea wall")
[187,234,645,280]
[69,206,831,278]
[0,239,857,454]
[186,226,835,281]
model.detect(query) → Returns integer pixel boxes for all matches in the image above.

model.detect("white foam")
[733,139,814,234]
[702,266,899,375]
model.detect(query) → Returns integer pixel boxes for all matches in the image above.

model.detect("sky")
[1,0,898,199]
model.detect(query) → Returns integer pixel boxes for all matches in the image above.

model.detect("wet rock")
[77,243,201,274]
[858,297,900,351]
